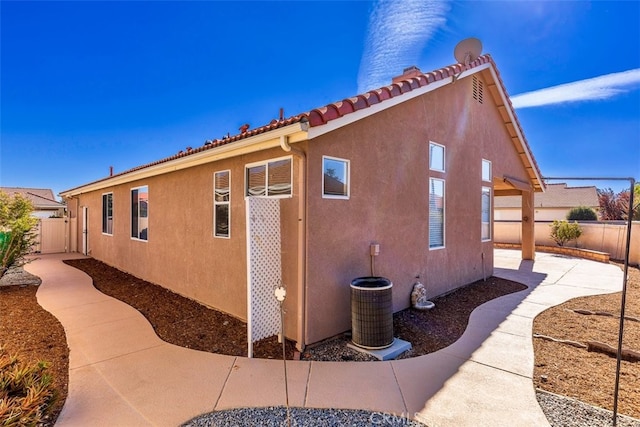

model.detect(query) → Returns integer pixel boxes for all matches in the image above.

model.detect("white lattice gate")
[246,197,282,358]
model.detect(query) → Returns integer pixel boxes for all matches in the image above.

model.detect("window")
[323,156,350,199]
[481,186,491,241]
[131,186,148,241]
[246,157,292,197]
[214,170,230,238]
[102,193,113,235]
[429,142,445,172]
[482,159,492,182]
[429,178,445,249]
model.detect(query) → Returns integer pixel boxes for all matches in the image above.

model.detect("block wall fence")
[494,221,640,265]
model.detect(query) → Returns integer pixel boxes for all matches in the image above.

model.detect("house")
[60,54,544,350]
[1,187,66,218]
[495,183,598,221]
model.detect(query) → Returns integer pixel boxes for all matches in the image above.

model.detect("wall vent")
[472,76,484,104]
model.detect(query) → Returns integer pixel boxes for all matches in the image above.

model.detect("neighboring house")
[495,183,598,221]
[0,187,66,218]
[60,54,544,350]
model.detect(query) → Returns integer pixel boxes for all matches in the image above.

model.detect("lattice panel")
[246,197,281,357]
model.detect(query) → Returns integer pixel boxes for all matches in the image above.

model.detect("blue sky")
[1,1,639,198]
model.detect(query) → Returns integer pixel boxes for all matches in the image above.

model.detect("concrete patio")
[26,249,624,426]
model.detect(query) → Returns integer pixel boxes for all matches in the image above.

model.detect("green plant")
[0,347,57,427]
[549,220,582,247]
[0,191,38,276]
[567,206,597,221]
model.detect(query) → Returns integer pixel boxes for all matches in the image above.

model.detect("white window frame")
[214,170,231,239]
[429,142,445,172]
[429,177,445,250]
[130,185,149,242]
[322,155,350,200]
[481,186,491,242]
[482,159,492,182]
[245,155,293,199]
[102,192,113,236]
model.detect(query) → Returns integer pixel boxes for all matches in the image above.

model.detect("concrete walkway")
[26,249,624,427]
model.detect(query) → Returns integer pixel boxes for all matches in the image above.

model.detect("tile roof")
[61,53,544,194]
[494,183,599,209]
[306,60,473,126]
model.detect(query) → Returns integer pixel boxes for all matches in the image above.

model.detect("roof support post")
[521,189,535,260]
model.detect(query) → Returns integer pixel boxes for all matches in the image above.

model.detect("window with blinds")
[429,178,445,249]
[481,186,491,241]
[214,170,230,238]
[102,192,113,235]
[246,157,292,197]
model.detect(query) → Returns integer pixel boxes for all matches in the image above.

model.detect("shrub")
[0,347,57,426]
[549,220,582,247]
[567,206,597,221]
[0,191,38,276]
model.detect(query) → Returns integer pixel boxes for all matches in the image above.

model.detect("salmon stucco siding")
[65,147,303,337]
[61,54,544,349]
[303,73,530,343]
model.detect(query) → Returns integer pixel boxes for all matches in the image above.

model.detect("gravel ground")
[302,333,378,362]
[537,390,640,427]
[180,393,640,426]
[180,392,640,427]
[182,407,425,427]
[0,264,41,286]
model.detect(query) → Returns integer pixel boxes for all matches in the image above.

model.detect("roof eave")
[60,122,309,198]
[482,64,545,193]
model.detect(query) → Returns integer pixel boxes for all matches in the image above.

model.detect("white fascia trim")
[485,66,544,192]
[61,123,308,197]
[308,63,492,140]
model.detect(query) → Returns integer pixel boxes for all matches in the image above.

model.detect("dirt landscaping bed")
[0,284,68,427]
[60,258,527,361]
[533,261,640,419]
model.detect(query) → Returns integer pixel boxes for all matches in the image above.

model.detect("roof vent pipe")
[109,166,113,177]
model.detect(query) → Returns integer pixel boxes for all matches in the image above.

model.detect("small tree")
[0,191,38,276]
[599,185,640,220]
[550,220,582,247]
[618,183,640,221]
[567,206,597,221]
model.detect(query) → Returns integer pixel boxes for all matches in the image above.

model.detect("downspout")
[280,135,307,351]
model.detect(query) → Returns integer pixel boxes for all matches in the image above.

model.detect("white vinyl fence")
[35,217,68,254]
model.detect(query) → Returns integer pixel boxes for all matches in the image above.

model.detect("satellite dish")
[454,38,483,66]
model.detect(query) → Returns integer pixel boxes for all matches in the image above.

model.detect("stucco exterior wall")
[66,146,302,339]
[303,74,530,344]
